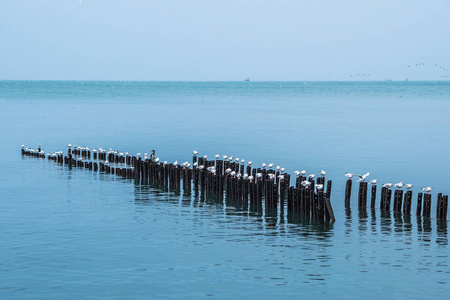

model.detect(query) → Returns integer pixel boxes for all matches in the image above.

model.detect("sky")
[0,0,449,81]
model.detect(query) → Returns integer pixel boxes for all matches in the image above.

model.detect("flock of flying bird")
[344,172,433,193]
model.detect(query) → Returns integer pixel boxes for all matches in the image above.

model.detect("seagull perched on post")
[368,179,378,185]
[404,184,413,189]
[345,172,353,179]
[193,150,199,155]
[422,186,432,193]
[394,182,404,189]
[355,172,369,182]
[319,170,326,176]
[300,170,306,176]
[383,183,393,189]
[294,170,301,176]
[301,180,312,188]
[214,154,219,159]
[248,161,252,165]
[316,184,324,191]
[308,174,315,179]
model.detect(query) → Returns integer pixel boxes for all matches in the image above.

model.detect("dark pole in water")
[345,179,352,207]
[370,185,377,209]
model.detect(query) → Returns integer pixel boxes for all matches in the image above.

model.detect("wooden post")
[345,179,352,207]
[370,185,377,209]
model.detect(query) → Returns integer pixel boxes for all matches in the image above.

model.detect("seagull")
[275,166,280,171]
[383,183,393,189]
[394,182,403,189]
[193,162,198,167]
[422,186,432,193]
[230,171,236,177]
[199,165,205,170]
[261,163,266,168]
[241,159,245,163]
[368,179,378,185]
[316,184,324,191]
[155,157,160,163]
[235,158,239,162]
[294,170,301,176]
[345,172,353,179]
[300,170,306,176]
[173,161,178,166]
[248,161,252,165]
[214,154,220,159]
[225,168,232,174]
[68,144,72,147]
[256,173,263,179]
[163,161,168,166]
[21,144,24,148]
[280,167,285,172]
[319,170,326,176]
[355,172,369,182]
[193,151,199,155]
[243,174,249,180]
[404,184,413,189]
[105,160,109,164]
[301,180,312,188]
[229,156,233,161]
[248,175,254,181]
[223,155,227,159]
[203,155,207,159]
[278,175,285,180]
[268,163,274,168]
[308,174,315,179]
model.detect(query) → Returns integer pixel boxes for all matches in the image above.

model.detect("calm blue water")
[1,81,449,299]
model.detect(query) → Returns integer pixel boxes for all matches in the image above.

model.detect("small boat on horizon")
[244,77,250,82]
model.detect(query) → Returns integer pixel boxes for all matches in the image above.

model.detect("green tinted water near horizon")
[1,81,449,299]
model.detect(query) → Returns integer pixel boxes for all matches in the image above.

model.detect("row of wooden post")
[23,145,336,225]
[344,179,448,220]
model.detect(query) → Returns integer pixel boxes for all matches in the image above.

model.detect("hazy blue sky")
[1,0,449,81]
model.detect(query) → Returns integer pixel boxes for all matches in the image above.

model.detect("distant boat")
[244,77,250,82]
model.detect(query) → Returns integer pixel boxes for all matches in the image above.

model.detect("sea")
[1,81,449,299]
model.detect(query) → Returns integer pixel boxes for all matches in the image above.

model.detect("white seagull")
[368,179,378,185]
[394,182,404,189]
[193,150,199,155]
[316,184,324,191]
[383,183,393,189]
[319,170,326,176]
[422,186,432,193]
[355,172,369,182]
[404,184,413,189]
